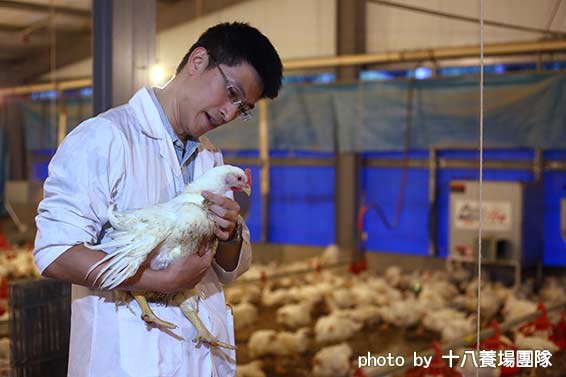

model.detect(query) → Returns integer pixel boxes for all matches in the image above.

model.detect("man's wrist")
[215,220,243,272]
[221,220,242,244]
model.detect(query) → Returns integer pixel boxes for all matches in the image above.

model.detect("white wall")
[42,0,336,81]
[158,0,335,67]
[366,0,566,53]
[43,0,566,81]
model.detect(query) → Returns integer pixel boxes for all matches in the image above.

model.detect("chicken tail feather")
[83,233,136,251]
[85,233,165,290]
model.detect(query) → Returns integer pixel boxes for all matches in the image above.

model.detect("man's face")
[176,50,263,139]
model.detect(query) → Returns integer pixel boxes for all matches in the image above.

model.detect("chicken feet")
[132,292,177,329]
[180,297,237,350]
[128,292,236,350]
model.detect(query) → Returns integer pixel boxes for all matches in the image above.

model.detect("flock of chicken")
[0,247,40,374]
[0,245,564,376]
[226,246,566,377]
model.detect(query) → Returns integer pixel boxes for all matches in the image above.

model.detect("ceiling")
[0,0,248,87]
[2,0,566,88]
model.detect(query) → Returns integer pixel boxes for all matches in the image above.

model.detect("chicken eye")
[237,176,242,181]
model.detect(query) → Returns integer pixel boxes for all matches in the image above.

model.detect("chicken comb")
[245,168,252,185]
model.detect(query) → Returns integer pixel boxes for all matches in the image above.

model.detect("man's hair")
[176,22,283,99]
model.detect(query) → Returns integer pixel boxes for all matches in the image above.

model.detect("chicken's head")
[195,165,252,196]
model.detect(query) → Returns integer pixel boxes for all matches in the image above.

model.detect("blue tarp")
[209,72,566,151]
[14,73,566,265]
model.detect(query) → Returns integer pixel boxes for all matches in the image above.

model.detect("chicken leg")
[180,296,236,350]
[132,292,177,329]
[131,241,218,330]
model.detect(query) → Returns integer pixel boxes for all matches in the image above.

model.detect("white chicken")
[319,244,341,264]
[334,305,382,326]
[261,284,291,307]
[452,282,507,324]
[239,262,277,282]
[232,302,258,331]
[85,165,251,349]
[380,298,424,328]
[225,284,262,305]
[422,308,467,332]
[0,337,9,368]
[540,277,566,307]
[248,329,278,358]
[514,333,559,352]
[326,287,357,310]
[384,265,403,288]
[236,360,266,377]
[276,300,314,329]
[0,249,40,279]
[248,328,311,357]
[315,314,362,344]
[287,283,332,305]
[14,250,41,278]
[312,342,353,377]
[502,296,537,322]
[364,276,402,306]
[277,327,312,355]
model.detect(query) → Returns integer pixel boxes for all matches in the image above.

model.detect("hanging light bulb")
[150,63,168,87]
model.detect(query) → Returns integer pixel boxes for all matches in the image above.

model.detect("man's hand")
[42,243,214,294]
[202,191,240,240]
[202,190,243,273]
[162,247,215,293]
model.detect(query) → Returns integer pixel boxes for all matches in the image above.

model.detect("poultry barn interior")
[1,0,566,376]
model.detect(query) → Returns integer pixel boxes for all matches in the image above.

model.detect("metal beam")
[0,22,90,40]
[335,0,365,260]
[7,37,566,88]
[0,0,90,18]
[0,23,23,32]
[6,31,91,84]
[0,78,91,96]
[284,39,566,70]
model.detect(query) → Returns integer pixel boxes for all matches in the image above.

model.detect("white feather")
[84,165,250,290]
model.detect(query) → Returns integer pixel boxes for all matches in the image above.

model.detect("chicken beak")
[242,184,251,196]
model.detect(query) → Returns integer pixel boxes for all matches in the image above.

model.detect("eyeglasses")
[209,55,252,121]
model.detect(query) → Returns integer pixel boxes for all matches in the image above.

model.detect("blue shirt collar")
[146,87,186,147]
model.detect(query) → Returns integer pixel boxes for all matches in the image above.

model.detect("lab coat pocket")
[117,308,182,377]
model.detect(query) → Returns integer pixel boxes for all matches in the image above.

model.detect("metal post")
[93,0,155,113]
[258,99,270,242]
[336,0,366,260]
[92,0,113,115]
[428,148,438,256]
[57,90,67,145]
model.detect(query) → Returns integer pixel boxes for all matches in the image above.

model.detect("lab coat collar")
[129,88,220,185]
[129,88,184,189]
[129,88,167,140]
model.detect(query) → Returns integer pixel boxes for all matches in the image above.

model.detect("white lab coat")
[34,88,252,377]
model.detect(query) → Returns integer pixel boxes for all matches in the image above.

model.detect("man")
[34,22,282,376]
